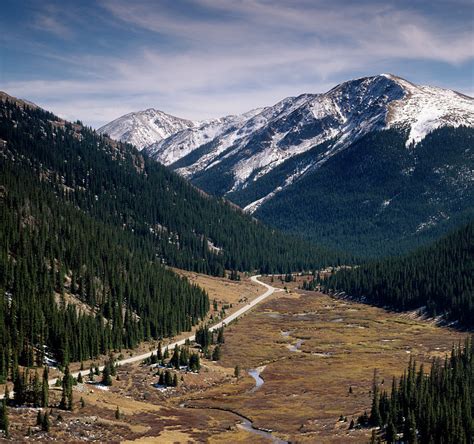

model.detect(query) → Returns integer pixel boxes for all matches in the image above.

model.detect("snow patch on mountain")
[100,75,473,214]
[97,108,197,150]
[383,74,474,146]
[149,108,266,168]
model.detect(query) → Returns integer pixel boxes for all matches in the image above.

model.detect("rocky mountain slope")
[137,75,473,207]
[100,75,474,255]
[98,108,197,150]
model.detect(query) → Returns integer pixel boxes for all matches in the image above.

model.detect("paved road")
[27,274,276,388]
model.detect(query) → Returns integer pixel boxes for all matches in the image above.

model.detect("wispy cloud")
[100,0,474,64]
[31,4,73,39]
[3,0,473,127]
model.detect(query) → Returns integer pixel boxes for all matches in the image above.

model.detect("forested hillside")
[0,166,209,374]
[255,127,474,256]
[320,222,474,328]
[368,338,473,443]
[0,95,336,275]
[0,95,337,380]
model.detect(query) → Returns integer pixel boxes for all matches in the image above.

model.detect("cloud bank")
[2,0,473,127]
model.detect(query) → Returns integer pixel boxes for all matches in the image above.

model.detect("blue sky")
[1,0,473,128]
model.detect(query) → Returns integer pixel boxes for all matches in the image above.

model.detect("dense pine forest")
[367,338,473,443]
[0,95,338,380]
[319,222,474,328]
[0,96,338,275]
[254,128,474,257]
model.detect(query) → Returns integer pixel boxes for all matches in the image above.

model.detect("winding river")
[248,366,265,392]
[180,365,288,443]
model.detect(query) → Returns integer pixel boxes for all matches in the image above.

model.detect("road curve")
[53,275,277,385]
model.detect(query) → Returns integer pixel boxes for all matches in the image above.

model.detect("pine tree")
[41,367,49,407]
[179,347,189,367]
[0,399,9,438]
[13,369,26,405]
[189,353,201,372]
[157,342,163,360]
[102,362,112,386]
[369,386,382,427]
[60,365,73,410]
[165,370,173,387]
[32,370,41,407]
[217,327,225,344]
[170,346,180,369]
[42,411,50,432]
[212,345,222,361]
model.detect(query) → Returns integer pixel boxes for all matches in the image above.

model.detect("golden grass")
[187,286,466,443]
[172,268,263,306]
[3,272,468,443]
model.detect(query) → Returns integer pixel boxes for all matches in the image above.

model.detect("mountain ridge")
[98,108,198,150]
[98,74,473,213]
[97,75,473,255]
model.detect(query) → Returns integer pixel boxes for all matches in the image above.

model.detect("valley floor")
[1,273,467,443]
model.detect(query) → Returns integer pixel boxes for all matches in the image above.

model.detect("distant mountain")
[101,75,474,255]
[98,108,197,150]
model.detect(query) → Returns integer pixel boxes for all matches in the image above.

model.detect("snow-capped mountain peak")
[382,74,474,146]
[100,75,473,214]
[97,108,198,150]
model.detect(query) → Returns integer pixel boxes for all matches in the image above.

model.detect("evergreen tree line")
[320,222,474,328]
[367,338,473,443]
[144,342,201,372]
[253,127,474,257]
[156,369,178,387]
[0,166,209,381]
[0,99,341,277]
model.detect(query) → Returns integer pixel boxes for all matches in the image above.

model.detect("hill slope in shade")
[322,221,474,328]
[252,127,474,255]
[0,92,340,374]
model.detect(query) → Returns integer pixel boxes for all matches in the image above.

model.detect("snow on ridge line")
[384,77,474,146]
[99,75,473,200]
[97,108,198,150]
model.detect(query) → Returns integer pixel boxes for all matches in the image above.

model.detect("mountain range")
[102,74,474,255]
